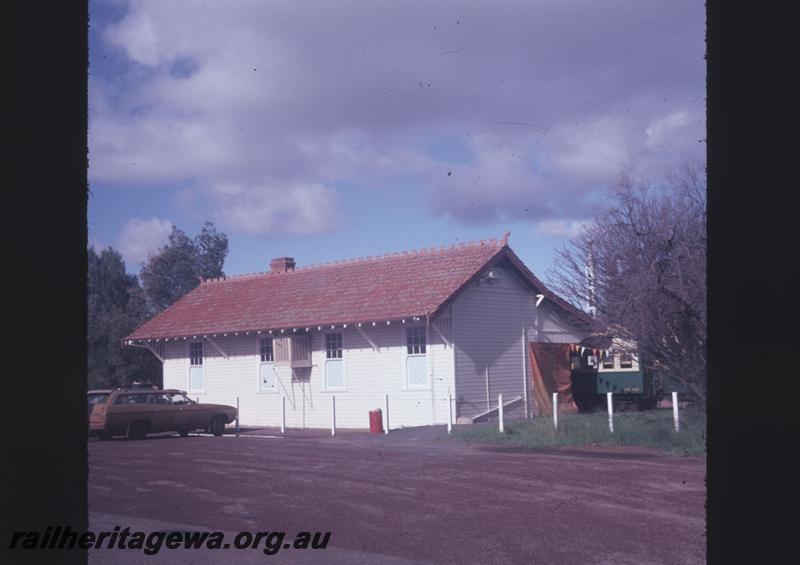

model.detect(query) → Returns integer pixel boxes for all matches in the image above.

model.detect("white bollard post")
[553,392,558,430]
[607,392,614,433]
[672,391,680,432]
[498,393,504,433]
[447,392,453,434]
[331,395,336,436]
[281,396,286,434]
[384,394,390,434]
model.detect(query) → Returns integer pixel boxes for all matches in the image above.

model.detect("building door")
[324,333,344,390]
[259,337,278,392]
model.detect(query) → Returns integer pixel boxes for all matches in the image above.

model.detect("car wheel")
[128,421,149,440]
[178,430,190,437]
[97,431,112,441]
[210,415,227,436]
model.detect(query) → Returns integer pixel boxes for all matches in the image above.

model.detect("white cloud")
[116,217,173,266]
[645,110,691,149]
[545,117,632,181]
[212,182,338,236]
[89,109,239,184]
[104,9,162,66]
[88,237,106,252]
[534,219,591,238]
[90,0,705,231]
[429,133,553,223]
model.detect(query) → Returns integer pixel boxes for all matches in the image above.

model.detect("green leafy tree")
[195,222,228,279]
[140,222,228,314]
[88,246,161,389]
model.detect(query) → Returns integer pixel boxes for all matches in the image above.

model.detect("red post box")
[369,409,384,434]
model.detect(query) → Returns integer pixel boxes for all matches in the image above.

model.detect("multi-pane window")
[190,342,203,366]
[620,354,633,369]
[405,327,428,387]
[602,352,614,369]
[260,337,274,362]
[189,342,204,392]
[406,327,426,355]
[326,333,343,359]
[259,337,277,391]
[324,333,344,389]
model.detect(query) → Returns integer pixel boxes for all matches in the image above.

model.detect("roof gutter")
[125,315,432,345]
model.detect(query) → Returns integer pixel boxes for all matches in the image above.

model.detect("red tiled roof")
[125,238,589,341]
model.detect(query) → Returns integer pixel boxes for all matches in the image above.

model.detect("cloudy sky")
[88,0,705,280]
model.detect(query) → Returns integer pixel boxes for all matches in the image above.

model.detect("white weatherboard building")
[126,236,591,430]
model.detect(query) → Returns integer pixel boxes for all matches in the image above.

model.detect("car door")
[106,393,151,434]
[146,393,175,432]
[171,393,210,431]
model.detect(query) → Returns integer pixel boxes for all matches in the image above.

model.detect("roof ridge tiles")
[212,272,266,282]
[204,237,503,282]
[298,240,487,271]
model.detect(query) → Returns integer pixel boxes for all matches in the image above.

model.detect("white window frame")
[257,336,278,393]
[188,341,205,394]
[403,325,430,389]
[322,331,346,392]
[619,352,634,369]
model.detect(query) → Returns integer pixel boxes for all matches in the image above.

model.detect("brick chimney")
[270,257,296,273]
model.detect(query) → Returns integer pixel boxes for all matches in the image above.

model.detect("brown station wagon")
[88,388,237,439]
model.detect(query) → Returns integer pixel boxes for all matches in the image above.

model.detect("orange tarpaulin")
[529,342,578,416]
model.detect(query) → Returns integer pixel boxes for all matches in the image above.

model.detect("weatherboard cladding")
[450,269,589,419]
[126,238,589,341]
[161,324,454,428]
[452,268,531,418]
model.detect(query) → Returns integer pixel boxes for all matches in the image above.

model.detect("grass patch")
[452,408,706,456]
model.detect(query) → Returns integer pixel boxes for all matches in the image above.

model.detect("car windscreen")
[88,393,110,405]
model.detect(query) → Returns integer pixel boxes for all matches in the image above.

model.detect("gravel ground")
[88,426,706,564]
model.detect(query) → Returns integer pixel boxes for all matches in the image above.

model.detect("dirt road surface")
[88,426,705,564]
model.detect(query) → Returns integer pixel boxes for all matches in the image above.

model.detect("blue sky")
[88,0,705,283]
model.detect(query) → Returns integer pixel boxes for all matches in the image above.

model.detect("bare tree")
[549,165,706,405]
